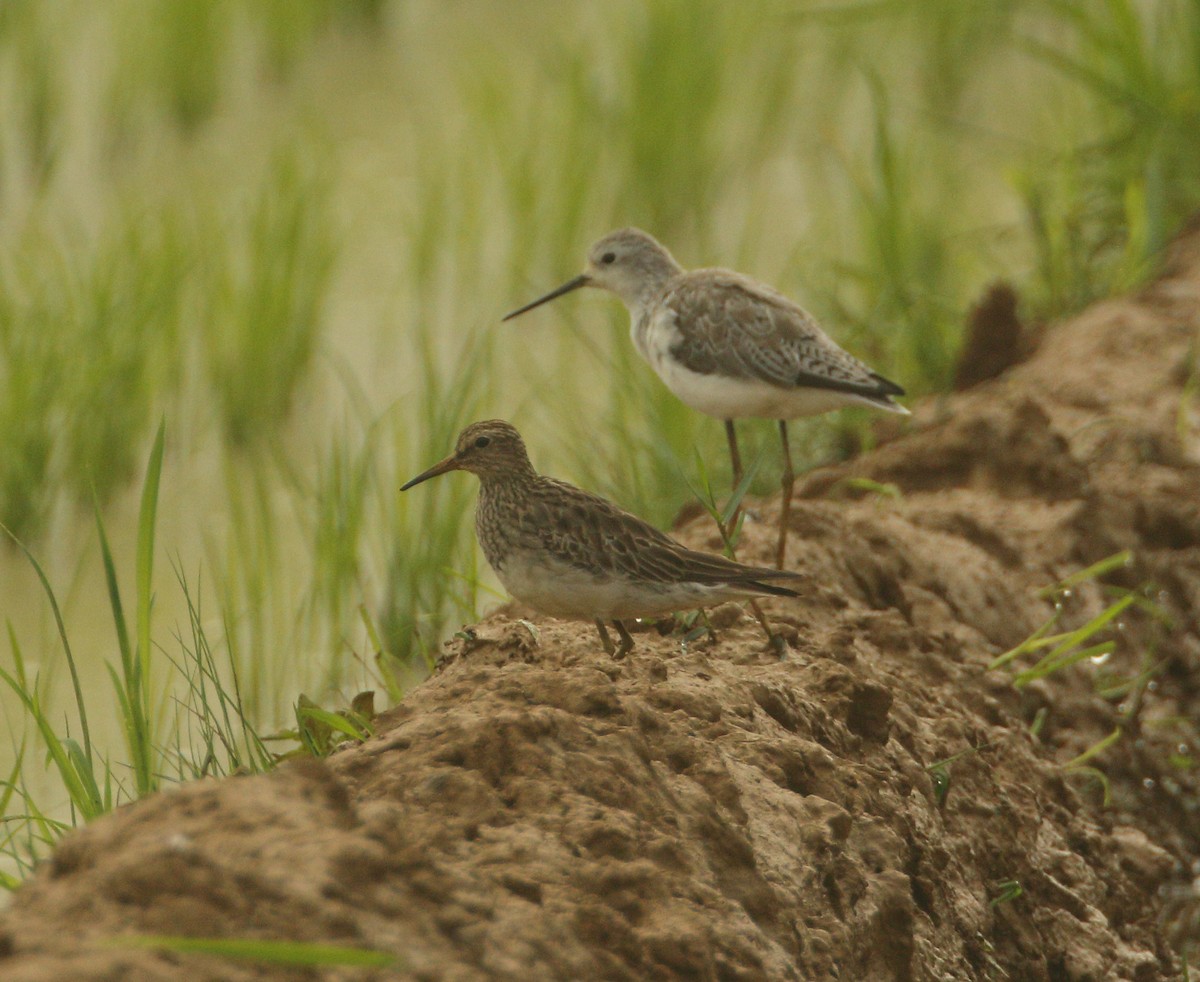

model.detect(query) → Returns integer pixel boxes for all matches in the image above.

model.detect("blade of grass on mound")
[0,627,103,822]
[1065,764,1112,806]
[0,742,28,888]
[1036,549,1132,599]
[97,509,149,796]
[94,420,164,797]
[1,528,94,765]
[1010,593,1136,688]
[683,444,766,558]
[296,699,372,754]
[1066,726,1123,771]
[107,935,397,968]
[0,765,73,882]
[990,550,1138,674]
[160,561,274,781]
[136,421,165,765]
[831,476,903,501]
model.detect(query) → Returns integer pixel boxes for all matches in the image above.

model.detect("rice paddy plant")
[604,0,797,239]
[832,74,962,393]
[301,420,377,668]
[0,210,188,539]
[1,430,278,880]
[0,0,60,187]
[207,458,292,722]
[115,0,227,133]
[377,326,498,669]
[0,304,55,541]
[1016,0,1200,316]
[202,149,337,449]
[107,0,388,136]
[254,0,390,78]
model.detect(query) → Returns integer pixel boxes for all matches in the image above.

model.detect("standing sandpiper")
[401,420,802,657]
[504,227,909,569]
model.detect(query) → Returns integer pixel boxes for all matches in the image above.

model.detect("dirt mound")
[2,234,1199,980]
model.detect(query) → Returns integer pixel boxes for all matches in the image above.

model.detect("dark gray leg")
[750,601,788,657]
[594,619,615,655]
[724,419,743,487]
[724,419,744,541]
[776,420,794,570]
[613,620,635,658]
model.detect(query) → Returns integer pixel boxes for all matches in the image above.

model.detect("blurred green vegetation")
[2,0,1199,880]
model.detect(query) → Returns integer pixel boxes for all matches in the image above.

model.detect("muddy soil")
[2,229,1199,980]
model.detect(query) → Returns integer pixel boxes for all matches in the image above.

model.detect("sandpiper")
[504,227,909,569]
[401,420,802,657]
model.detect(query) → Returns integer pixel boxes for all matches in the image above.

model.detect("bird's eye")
[474,436,491,449]
[600,251,616,265]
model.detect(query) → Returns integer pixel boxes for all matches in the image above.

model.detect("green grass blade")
[61,739,105,812]
[296,704,372,745]
[987,614,1059,671]
[0,741,23,821]
[832,476,903,500]
[1065,726,1122,768]
[1036,549,1133,599]
[2,526,94,764]
[135,420,166,788]
[1013,640,1116,688]
[1065,764,1112,806]
[95,501,134,672]
[96,504,154,796]
[0,661,102,821]
[719,449,767,529]
[107,935,397,967]
[1041,594,1135,658]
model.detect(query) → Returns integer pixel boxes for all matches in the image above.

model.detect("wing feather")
[515,477,800,592]
[663,271,904,401]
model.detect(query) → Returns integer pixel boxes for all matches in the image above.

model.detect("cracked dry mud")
[2,227,1199,980]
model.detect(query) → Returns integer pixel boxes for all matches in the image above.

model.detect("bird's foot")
[613,620,635,659]
[594,619,616,656]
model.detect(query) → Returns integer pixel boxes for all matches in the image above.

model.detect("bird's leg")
[748,600,788,658]
[613,620,635,658]
[724,419,743,487]
[776,420,794,570]
[724,419,743,542]
[594,619,615,656]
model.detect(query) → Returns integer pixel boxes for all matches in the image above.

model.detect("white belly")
[657,358,873,419]
[497,551,747,621]
[634,304,893,421]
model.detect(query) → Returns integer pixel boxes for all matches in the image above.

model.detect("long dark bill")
[400,454,461,491]
[501,274,589,321]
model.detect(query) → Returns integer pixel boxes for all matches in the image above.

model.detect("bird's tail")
[743,574,802,599]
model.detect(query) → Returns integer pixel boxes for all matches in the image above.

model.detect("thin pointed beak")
[502,273,590,321]
[400,453,462,491]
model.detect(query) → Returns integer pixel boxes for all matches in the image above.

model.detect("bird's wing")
[662,271,904,399]
[518,478,801,589]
